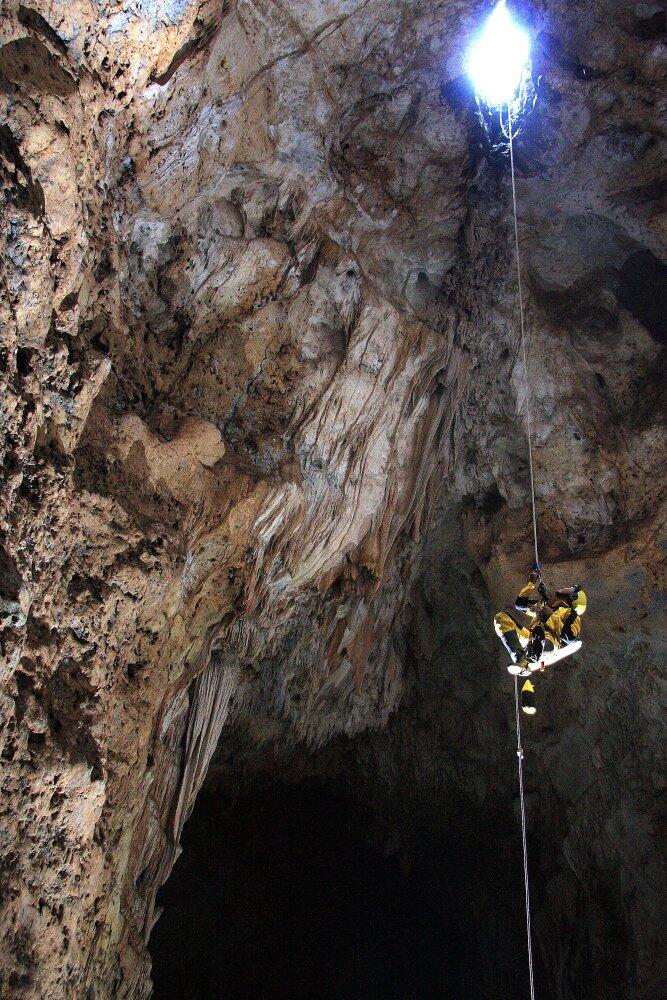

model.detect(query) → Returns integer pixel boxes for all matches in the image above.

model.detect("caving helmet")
[572,586,587,616]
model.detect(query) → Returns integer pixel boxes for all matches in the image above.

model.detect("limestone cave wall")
[0,1,665,998]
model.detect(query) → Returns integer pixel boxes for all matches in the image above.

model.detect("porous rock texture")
[0,0,665,997]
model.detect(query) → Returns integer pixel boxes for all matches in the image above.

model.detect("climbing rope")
[514,676,536,1000]
[507,105,538,1000]
[507,109,539,568]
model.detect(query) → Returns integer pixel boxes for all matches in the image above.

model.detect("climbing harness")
[508,103,537,1000]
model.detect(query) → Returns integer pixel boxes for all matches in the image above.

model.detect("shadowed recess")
[149,783,530,1000]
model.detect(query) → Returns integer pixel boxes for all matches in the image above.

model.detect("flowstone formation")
[0,1,665,998]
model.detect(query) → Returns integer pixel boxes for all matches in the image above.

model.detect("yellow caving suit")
[494,579,586,714]
[494,580,584,658]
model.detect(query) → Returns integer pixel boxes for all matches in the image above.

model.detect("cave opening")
[149,779,529,1000]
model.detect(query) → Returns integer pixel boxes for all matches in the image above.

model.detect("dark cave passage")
[150,785,451,1000]
[149,782,530,1000]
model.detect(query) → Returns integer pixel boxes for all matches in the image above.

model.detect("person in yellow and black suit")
[494,569,587,715]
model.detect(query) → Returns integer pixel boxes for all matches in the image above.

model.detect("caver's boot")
[521,678,537,715]
[502,631,529,675]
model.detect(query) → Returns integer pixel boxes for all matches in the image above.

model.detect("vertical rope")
[508,104,537,1000]
[507,108,539,567]
[514,677,536,1000]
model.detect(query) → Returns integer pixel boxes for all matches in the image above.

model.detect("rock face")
[0,1,664,998]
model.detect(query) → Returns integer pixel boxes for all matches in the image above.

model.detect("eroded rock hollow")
[1,0,665,997]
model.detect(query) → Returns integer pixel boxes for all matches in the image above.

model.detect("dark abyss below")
[149,781,533,1000]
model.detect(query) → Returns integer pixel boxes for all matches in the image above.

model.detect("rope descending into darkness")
[508,103,537,1000]
[514,676,536,1000]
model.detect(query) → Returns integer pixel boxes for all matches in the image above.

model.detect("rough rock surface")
[0,1,664,998]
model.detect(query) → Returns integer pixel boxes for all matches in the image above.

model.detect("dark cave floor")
[149,782,531,1000]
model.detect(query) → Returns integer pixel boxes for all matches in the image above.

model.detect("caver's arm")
[515,575,547,616]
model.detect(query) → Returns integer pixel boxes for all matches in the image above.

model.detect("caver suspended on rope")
[466,5,590,1000]
[494,568,588,715]
[467,3,589,717]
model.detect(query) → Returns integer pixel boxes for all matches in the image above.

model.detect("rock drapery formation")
[1,1,665,997]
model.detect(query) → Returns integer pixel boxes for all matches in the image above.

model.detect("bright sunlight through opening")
[467,1,531,109]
